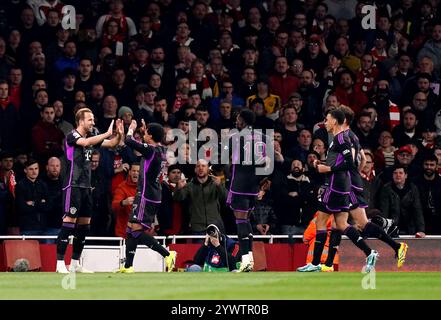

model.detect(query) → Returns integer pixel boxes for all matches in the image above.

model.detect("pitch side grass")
[0,272,440,300]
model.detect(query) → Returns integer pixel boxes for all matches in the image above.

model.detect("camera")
[206,224,219,238]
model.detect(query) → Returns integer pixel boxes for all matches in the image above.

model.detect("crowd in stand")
[1,0,441,240]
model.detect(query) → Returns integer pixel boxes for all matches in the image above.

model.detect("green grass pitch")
[0,272,440,300]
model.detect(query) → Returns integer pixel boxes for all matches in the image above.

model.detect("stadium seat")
[3,240,42,271]
[252,241,267,271]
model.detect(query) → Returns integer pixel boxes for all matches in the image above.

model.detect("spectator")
[54,40,80,75]
[0,80,20,152]
[249,98,274,130]
[41,156,62,242]
[31,104,64,166]
[158,164,184,236]
[53,100,73,136]
[190,224,240,272]
[379,165,426,237]
[274,159,316,235]
[278,105,304,157]
[352,111,379,151]
[334,69,368,116]
[111,162,139,238]
[392,109,421,148]
[246,78,281,120]
[414,154,441,235]
[269,56,300,105]
[15,159,50,239]
[374,130,397,173]
[174,159,227,235]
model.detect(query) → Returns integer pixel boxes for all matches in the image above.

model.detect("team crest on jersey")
[211,254,220,265]
[69,207,77,214]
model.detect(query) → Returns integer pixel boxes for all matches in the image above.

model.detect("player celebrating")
[227,109,269,272]
[298,109,378,272]
[320,106,408,272]
[117,120,176,273]
[56,108,124,273]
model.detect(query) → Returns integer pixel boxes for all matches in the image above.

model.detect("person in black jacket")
[189,224,240,272]
[414,153,441,234]
[15,159,50,241]
[41,157,63,242]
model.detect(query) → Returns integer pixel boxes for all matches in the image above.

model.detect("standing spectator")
[54,40,80,75]
[374,130,397,173]
[417,23,441,73]
[246,78,281,120]
[97,95,118,134]
[41,156,62,241]
[290,129,312,163]
[15,159,50,238]
[111,162,139,238]
[392,109,421,148]
[334,69,368,116]
[379,165,426,237]
[53,100,73,136]
[352,111,379,150]
[278,105,304,157]
[8,67,23,111]
[0,80,20,152]
[95,0,137,40]
[31,104,64,166]
[158,164,184,236]
[269,56,300,105]
[414,154,441,235]
[274,159,316,235]
[174,159,227,235]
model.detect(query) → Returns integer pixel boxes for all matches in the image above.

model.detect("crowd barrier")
[0,235,440,272]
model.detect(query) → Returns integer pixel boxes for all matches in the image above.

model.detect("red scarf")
[190,74,213,100]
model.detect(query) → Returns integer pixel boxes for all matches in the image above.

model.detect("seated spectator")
[188,224,240,272]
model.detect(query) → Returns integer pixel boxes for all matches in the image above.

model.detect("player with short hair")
[320,105,408,272]
[56,108,124,273]
[227,109,269,272]
[298,109,378,272]
[117,119,176,273]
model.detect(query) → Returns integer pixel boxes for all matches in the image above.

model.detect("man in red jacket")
[31,104,65,167]
[112,163,139,238]
[269,56,300,105]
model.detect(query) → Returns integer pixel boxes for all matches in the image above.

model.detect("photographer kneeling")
[188,224,240,272]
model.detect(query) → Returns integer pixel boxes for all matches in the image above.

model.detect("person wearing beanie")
[118,106,134,132]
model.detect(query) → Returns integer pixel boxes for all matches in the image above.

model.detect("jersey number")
[242,142,266,165]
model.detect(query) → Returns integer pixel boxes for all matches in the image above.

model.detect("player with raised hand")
[297,109,378,273]
[320,105,408,272]
[117,119,177,273]
[56,108,124,273]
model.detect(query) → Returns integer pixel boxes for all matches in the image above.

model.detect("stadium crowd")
[1,0,441,241]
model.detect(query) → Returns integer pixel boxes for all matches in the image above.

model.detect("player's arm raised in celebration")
[124,120,154,157]
[75,120,115,147]
[102,119,124,148]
